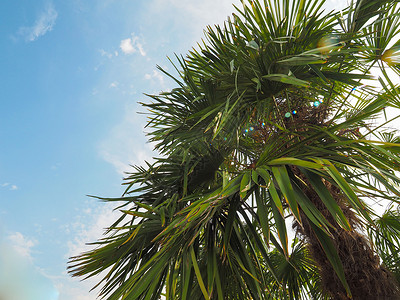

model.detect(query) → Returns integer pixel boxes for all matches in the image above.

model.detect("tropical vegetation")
[69,0,400,299]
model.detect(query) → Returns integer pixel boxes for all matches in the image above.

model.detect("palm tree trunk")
[293,171,400,299]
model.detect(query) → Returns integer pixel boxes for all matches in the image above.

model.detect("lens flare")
[317,35,339,54]
[313,101,321,107]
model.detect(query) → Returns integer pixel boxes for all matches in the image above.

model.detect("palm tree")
[69,0,400,299]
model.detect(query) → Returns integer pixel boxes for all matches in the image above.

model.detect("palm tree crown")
[69,0,400,299]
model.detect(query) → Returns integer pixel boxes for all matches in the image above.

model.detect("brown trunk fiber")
[293,174,400,299]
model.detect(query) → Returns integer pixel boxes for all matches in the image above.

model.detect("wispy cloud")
[0,231,59,300]
[58,202,123,300]
[18,2,58,42]
[109,81,119,88]
[99,49,113,59]
[99,49,119,59]
[7,232,36,261]
[144,69,165,86]
[55,276,98,300]
[66,202,121,259]
[98,103,155,175]
[120,33,146,56]
[148,0,242,44]
[1,183,18,191]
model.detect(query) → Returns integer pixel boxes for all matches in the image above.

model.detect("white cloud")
[120,38,135,54]
[18,2,58,42]
[120,33,146,56]
[99,49,114,59]
[148,0,241,45]
[109,81,119,88]
[168,0,240,24]
[0,231,59,300]
[7,232,36,260]
[58,202,123,300]
[36,202,119,300]
[55,277,98,300]
[144,70,165,86]
[98,103,155,175]
[100,145,154,175]
[66,202,121,259]
[1,183,18,191]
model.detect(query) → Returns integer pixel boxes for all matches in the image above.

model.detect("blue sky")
[0,0,350,299]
